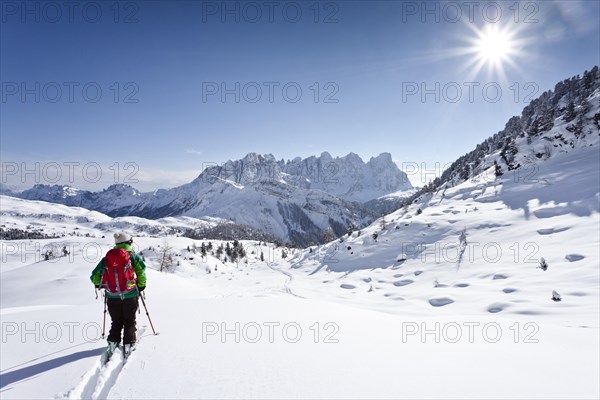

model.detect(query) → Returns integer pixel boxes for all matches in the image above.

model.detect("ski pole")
[139,290,158,335]
[101,290,108,339]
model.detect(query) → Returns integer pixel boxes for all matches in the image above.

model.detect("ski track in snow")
[60,353,122,400]
[59,327,147,399]
[266,262,304,298]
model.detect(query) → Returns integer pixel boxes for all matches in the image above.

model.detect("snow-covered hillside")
[0,196,223,240]
[287,143,599,317]
[1,163,598,398]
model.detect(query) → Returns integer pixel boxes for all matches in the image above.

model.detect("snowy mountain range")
[6,67,600,247]
[13,152,412,246]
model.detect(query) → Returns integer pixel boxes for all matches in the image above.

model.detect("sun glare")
[476,28,512,64]
[461,23,523,80]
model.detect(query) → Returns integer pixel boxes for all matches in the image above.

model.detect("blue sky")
[1,0,599,190]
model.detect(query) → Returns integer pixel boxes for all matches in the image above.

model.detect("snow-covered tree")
[494,160,504,177]
[563,99,576,122]
[346,223,355,237]
[500,137,520,170]
[322,228,334,243]
[159,240,175,272]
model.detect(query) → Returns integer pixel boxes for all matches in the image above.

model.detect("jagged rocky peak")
[103,184,141,196]
[11,150,414,245]
[342,152,364,163]
[319,151,333,160]
[189,150,411,202]
[368,152,394,165]
[241,152,276,164]
[21,184,82,199]
[196,152,284,186]
[287,151,412,202]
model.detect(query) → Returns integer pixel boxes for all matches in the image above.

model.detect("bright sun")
[476,28,512,64]
[462,23,522,79]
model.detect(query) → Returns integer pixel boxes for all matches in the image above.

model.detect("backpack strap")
[100,260,108,290]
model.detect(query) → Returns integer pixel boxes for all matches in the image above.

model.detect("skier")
[91,233,147,357]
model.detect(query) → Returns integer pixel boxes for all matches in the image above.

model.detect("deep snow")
[1,116,599,398]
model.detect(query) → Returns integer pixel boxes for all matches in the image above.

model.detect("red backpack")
[102,248,136,298]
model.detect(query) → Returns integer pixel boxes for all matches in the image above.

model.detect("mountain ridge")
[15,151,412,246]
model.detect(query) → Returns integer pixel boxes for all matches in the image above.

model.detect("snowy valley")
[1,69,599,399]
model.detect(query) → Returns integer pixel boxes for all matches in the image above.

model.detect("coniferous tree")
[379,215,386,230]
[494,160,504,177]
[500,137,520,170]
[540,106,555,132]
[563,99,576,122]
[346,223,355,237]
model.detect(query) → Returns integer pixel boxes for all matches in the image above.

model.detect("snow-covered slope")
[1,168,598,398]
[1,197,598,398]
[283,72,600,316]
[18,184,145,213]
[363,187,419,215]
[0,196,112,239]
[0,195,222,240]
[432,67,600,190]
[1,68,599,399]
[287,143,599,317]
[1,129,598,399]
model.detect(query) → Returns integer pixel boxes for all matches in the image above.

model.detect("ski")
[100,326,147,366]
[122,343,136,364]
[102,341,119,365]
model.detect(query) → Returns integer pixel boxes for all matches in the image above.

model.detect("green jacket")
[90,243,147,299]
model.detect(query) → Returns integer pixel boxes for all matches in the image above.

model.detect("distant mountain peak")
[104,184,141,196]
[15,150,413,245]
[368,152,394,164]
